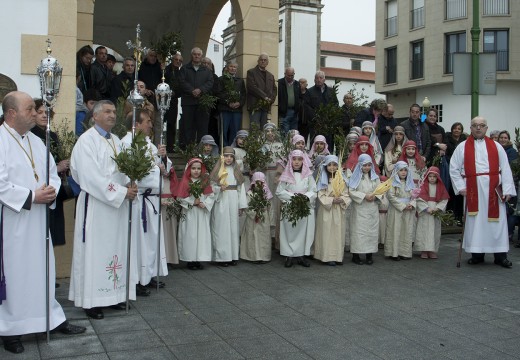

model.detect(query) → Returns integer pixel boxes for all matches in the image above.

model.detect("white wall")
[326,79,384,105]
[287,12,318,83]
[324,55,376,72]
[206,38,224,77]
[415,82,520,136]
[1,1,49,106]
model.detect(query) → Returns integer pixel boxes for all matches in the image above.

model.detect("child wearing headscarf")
[262,123,283,240]
[344,135,380,177]
[314,155,351,265]
[384,125,408,176]
[240,172,273,263]
[276,149,317,268]
[210,147,248,266]
[232,130,250,232]
[385,161,416,261]
[399,140,426,183]
[177,158,215,270]
[378,176,390,250]
[414,167,450,259]
[348,154,382,265]
[161,167,179,267]
[362,121,383,165]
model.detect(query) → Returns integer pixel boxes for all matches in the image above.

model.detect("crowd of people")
[0,45,518,354]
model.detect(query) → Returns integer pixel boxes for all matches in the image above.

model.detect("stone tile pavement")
[3,234,520,359]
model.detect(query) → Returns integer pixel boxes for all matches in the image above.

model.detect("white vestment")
[161,176,179,264]
[385,182,416,258]
[121,133,170,285]
[262,141,283,237]
[349,175,381,254]
[211,168,248,261]
[276,173,317,257]
[240,191,272,261]
[414,185,448,252]
[449,138,516,253]
[69,128,136,308]
[234,147,250,233]
[0,124,66,335]
[178,184,215,261]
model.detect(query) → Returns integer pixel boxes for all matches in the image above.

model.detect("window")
[351,59,361,71]
[483,29,509,71]
[431,105,443,122]
[445,0,466,19]
[385,47,397,84]
[411,0,425,29]
[445,32,466,74]
[320,56,327,67]
[279,20,283,42]
[410,40,424,79]
[483,0,509,15]
[213,44,219,52]
[385,0,398,37]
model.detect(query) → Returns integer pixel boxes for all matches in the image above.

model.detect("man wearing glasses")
[449,116,516,268]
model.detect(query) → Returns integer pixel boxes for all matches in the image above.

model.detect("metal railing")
[411,7,425,29]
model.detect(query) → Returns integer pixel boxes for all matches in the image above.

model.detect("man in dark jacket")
[353,98,386,128]
[178,47,214,146]
[278,67,300,137]
[90,46,112,100]
[163,52,183,152]
[400,103,431,160]
[217,61,246,146]
[378,103,397,151]
[110,57,135,105]
[246,53,277,128]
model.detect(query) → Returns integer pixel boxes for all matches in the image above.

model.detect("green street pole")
[470,0,480,119]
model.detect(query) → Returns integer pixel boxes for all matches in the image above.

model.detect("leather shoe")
[352,255,364,265]
[467,258,484,265]
[3,338,24,354]
[326,261,336,266]
[229,260,238,266]
[136,284,151,296]
[399,256,411,260]
[284,257,293,268]
[85,307,104,320]
[53,321,87,335]
[195,262,204,270]
[109,302,127,311]
[494,258,513,268]
[146,279,165,288]
[297,257,310,267]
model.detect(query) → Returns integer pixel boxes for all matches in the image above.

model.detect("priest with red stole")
[449,116,516,268]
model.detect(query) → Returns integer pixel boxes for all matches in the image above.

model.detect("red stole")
[464,136,500,220]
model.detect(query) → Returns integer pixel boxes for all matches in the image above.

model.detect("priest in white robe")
[69,100,138,319]
[0,92,85,354]
[450,116,516,268]
[121,110,170,289]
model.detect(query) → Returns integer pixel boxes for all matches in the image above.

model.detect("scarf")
[417,166,450,202]
[176,158,213,198]
[464,136,500,220]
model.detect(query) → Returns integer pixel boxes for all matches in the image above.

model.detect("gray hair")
[191,47,203,55]
[315,71,325,79]
[92,100,115,115]
[123,57,135,63]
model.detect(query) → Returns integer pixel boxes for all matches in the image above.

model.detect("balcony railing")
[385,16,397,37]
[446,0,466,19]
[411,7,425,29]
[483,0,509,15]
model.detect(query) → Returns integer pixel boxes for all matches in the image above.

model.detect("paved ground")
[3,234,520,360]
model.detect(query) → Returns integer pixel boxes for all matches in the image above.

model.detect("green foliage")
[333,128,348,163]
[432,209,461,227]
[112,132,154,181]
[222,73,241,104]
[243,123,272,172]
[248,183,270,223]
[188,174,210,199]
[113,80,131,138]
[348,82,370,117]
[151,32,183,63]
[281,193,311,227]
[198,93,218,114]
[51,119,77,162]
[251,98,271,115]
[176,141,217,171]
[310,80,343,136]
[163,198,185,221]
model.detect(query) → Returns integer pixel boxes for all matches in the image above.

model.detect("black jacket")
[277,78,300,117]
[178,62,214,106]
[216,74,246,112]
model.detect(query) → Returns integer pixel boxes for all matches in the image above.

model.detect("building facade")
[376,0,519,134]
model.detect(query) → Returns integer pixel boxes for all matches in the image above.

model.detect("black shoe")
[326,261,336,266]
[390,256,400,261]
[284,257,293,268]
[352,255,364,265]
[187,262,197,270]
[514,243,520,248]
[467,258,485,265]
[85,307,104,320]
[494,259,513,268]
[335,262,343,266]
[136,284,151,296]
[365,254,374,265]
[53,321,87,335]
[229,260,238,266]
[398,256,411,260]
[109,302,127,311]
[3,338,24,354]
[216,262,228,267]
[297,257,310,267]
[146,279,165,288]
[195,262,204,270]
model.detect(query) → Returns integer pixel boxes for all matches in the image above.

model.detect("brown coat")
[246,65,277,111]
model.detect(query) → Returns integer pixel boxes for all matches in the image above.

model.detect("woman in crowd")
[445,122,467,223]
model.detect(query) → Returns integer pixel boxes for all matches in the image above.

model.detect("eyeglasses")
[470,124,487,129]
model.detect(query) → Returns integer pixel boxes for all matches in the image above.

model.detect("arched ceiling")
[93,0,228,57]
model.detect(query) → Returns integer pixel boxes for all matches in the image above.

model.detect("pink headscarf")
[249,172,273,200]
[308,135,330,157]
[279,150,313,184]
[291,135,313,168]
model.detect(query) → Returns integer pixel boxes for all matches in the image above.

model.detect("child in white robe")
[399,140,426,184]
[161,168,179,267]
[362,121,383,165]
[276,149,317,268]
[314,155,351,265]
[232,130,250,232]
[309,135,330,181]
[348,154,381,265]
[378,176,389,249]
[414,166,450,259]
[385,161,416,260]
[210,147,248,266]
[262,123,283,240]
[240,172,273,263]
[177,158,215,270]
[383,126,408,177]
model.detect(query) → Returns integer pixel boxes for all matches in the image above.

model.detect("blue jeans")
[279,109,298,137]
[221,111,242,146]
